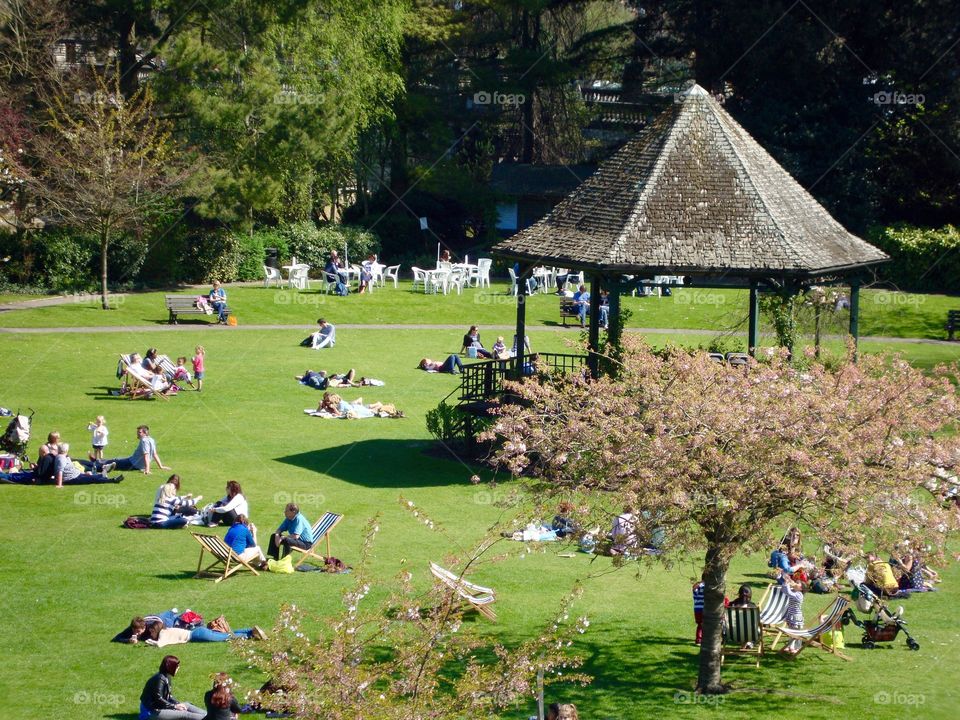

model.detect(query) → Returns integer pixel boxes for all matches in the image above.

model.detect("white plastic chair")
[427,269,450,295]
[475,258,492,288]
[370,262,385,288]
[384,264,401,288]
[447,267,467,295]
[263,265,282,288]
[288,265,311,290]
[507,267,519,296]
[411,267,427,292]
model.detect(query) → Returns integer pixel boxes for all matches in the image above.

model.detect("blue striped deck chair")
[290,511,343,568]
[722,606,763,667]
[771,596,852,660]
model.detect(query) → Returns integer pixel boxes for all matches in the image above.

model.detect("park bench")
[947,310,960,340]
[164,294,226,324]
[560,299,581,326]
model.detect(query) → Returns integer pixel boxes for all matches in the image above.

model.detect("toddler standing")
[87,416,109,460]
[192,346,205,392]
[782,578,805,654]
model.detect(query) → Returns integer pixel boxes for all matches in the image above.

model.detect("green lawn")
[1,282,958,342]
[0,297,959,719]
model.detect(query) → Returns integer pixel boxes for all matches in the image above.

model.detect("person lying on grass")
[143,619,267,647]
[114,610,182,644]
[315,392,404,418]
[297,369,384,389]
[419,355,465,374]
[1,442,121,486]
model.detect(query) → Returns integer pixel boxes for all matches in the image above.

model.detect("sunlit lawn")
[0,287,958,719]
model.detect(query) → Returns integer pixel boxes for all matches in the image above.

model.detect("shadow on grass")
[105,714,140,720]
[558,628,841,716]
[274,439,479,488]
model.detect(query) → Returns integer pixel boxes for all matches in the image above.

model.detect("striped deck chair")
[722,606,763,667]
[758,583,789,630]
[289,511,343,568]
[119,356,169,400]
[429,562,497,621]
[192,532,260,583]
[771,596,852,660]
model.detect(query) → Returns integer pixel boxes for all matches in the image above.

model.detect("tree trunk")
[696,544,730,694]
[100,229,110,310]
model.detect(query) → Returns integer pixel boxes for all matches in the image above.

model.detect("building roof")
[493,85,888,280]
[490,163,597,199]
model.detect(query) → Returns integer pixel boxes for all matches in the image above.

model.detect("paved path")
[0,321,954,346]
[0,291,956,345]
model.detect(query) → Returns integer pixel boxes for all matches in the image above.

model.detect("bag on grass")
[267,555,295,574]
[177,610,203,629]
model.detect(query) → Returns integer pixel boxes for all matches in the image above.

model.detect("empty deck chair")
[191,532,260,583]
[770,596,852,660]
[429,562,497,621]
[289,511,343,568]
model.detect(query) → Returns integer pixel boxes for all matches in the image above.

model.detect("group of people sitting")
[148,477,247,530]
[139,656,250,720]
[120,346,205,397]
[0,430,122,486]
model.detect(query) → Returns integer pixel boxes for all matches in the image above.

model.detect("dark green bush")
[868,224,960,294]
[279,222,379,272]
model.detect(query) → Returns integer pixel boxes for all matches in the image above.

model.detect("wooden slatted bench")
[560,299,580,326]
[164,295,226,324]
[947,310,960,340]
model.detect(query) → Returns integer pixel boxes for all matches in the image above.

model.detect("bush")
[279,222,379,273]
[35,229,98,292]
[868,224,960,294]
[425,401,466,444]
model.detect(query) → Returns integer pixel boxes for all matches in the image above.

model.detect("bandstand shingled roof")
[493,84,887,280]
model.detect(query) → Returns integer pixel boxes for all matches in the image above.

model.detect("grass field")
[1,285,959,719]
[0,281,958,342]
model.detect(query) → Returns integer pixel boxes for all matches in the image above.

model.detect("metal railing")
[457,352,590,402]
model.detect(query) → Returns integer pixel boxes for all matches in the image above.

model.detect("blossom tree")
[239,516,590,719]
[483,338,960,694]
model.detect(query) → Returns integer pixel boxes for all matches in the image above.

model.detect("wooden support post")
[748,280,759,356]
[514,264,529,377]
[588,274,601,377]
[849,281,860,362]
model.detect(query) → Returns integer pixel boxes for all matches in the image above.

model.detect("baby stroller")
[1,410,33,463]
[843,567,920,651]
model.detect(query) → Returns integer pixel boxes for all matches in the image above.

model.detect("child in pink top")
[192,346,205,392]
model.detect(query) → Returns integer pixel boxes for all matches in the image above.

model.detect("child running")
[192,346,205,392]
[87,416,109,461]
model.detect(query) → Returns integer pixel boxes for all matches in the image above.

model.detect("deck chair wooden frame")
[289,511,343,568]
[192,532,260,583]
[429,562,497,621]
[119,355,170,401]
[769,596,852,660]
[722,606,764,667]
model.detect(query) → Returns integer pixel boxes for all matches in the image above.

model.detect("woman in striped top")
[151,476,195,529]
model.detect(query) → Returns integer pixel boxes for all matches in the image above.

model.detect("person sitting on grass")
[460,325,493,358]
[268,503,314,560]
[205,481,248,527]
[419,355,465,374]
[86,425,168,476]
[310,318,336,349]
[297,368,356,390]
[139,655,205,720]
[224,514,266,569]
[203,673,243,720]
[1,443,120,486]
[150,475,198,529]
